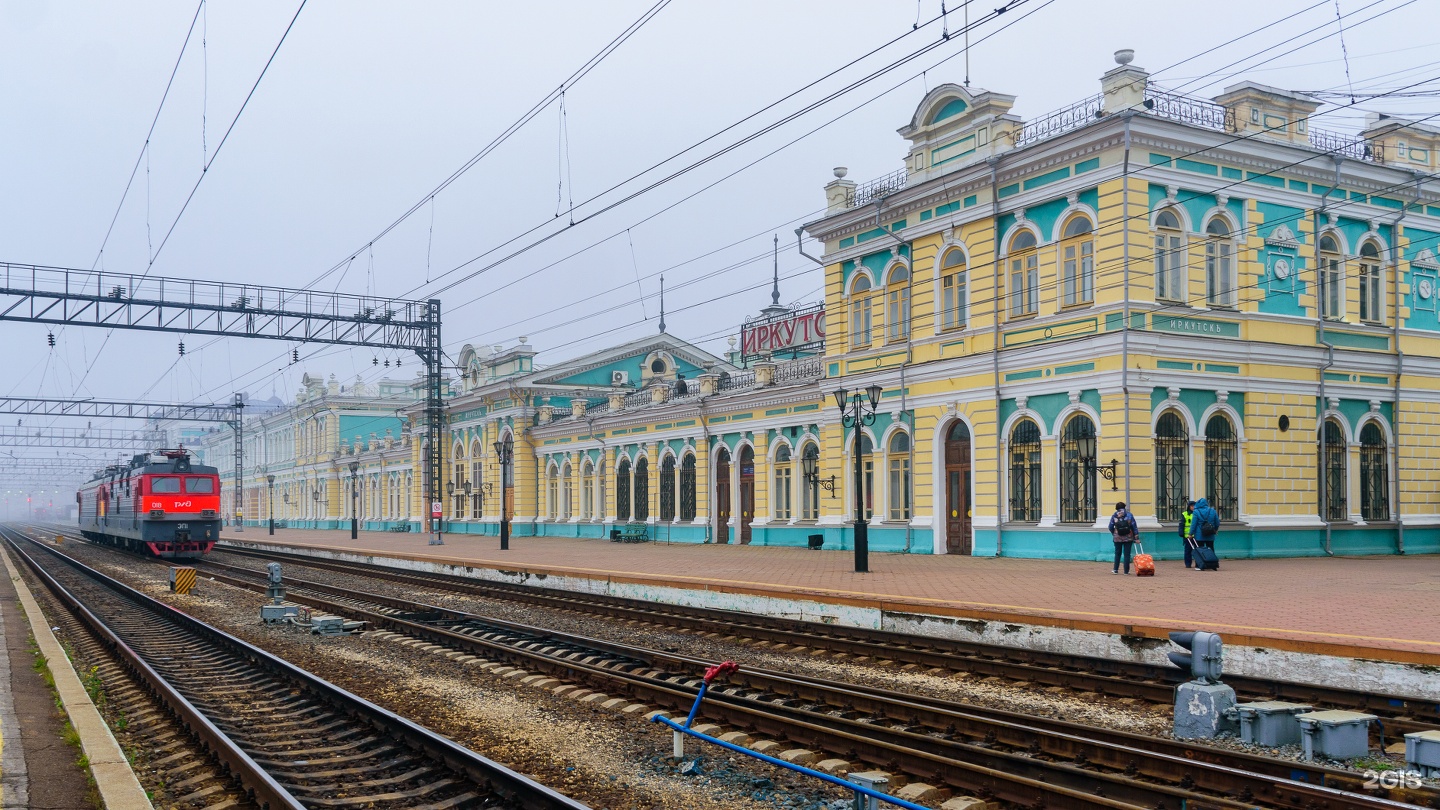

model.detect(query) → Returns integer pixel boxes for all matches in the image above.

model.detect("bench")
[611,522,649,543]
[388,524,412,533]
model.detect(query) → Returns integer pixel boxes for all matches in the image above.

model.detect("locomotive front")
[77,449,221,558]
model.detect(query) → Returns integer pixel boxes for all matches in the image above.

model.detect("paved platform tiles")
[0,545,152,809]
[217,527,1440,665]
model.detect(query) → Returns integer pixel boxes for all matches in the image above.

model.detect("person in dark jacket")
[1108,501,1139,575]
[1192,497,1220,568]
[1178,500,1197,569]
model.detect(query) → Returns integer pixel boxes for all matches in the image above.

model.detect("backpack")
[1200,509,1219,537]
[1114,512,1133,536]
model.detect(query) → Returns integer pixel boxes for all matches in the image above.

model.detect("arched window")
[470,441,484,518]
[546,464,560,520]
[1009,419,1042,522]
[858,434,875,520]
[773,444,793,520]
[451,445,466,518]
[850,275,873,347]
[1061,215,1094,307]
[1060,415,1098,523]
[679,454,697,521]
[560,463,572,520]
[1008,230,1039,317]
[1205,217,1236,307]
[1155,210,1186,302]
[660,455,676,521]
[1319,419,1347,521]
[634,457,650,521]
[580,460,594,519]
[616,458,632,521]
[1320,233,1343,319]
[1204,414,1238,521]
[1359,422,1388,521]
[800,443,820,520]
[887,431,911,521]
[1155,411,1188,522]
[886,265,911,342]
[1359,241,1383,323]
[939,248,967,331]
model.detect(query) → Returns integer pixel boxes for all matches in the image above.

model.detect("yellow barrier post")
[169,566,196,595]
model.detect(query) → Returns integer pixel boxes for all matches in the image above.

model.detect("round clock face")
[1273,258,1291,280]
[1420,278,1435,300]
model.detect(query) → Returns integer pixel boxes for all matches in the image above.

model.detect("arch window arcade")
[659,455,676,521]
[1059,415,1098,523]
[1359,422,1389,521]
[1319,419,1347,522]
[1009,419,1042,522]
[1204,414,1238,521]
[1154,411,1188,522]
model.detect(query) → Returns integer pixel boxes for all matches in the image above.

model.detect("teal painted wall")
[972,525,1435,560]
[1404,227,1440,331]
[339,415,404,443]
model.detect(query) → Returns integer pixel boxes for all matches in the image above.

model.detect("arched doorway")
[945,421,973,554]
[738,445,755,544]
[715,446,731,544]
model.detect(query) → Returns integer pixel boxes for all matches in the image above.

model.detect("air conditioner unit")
[611,370,630,385]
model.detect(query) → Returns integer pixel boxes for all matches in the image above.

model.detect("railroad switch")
[261,562,300,623]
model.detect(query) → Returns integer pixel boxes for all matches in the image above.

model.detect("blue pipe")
[683,682,708,728]
[651,713,930,810]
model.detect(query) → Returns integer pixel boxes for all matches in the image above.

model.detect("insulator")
[372,357,379,366]
[46,332,55,347]
[178,341,186,356]
[384,360,390,368]
[292,348,300,363]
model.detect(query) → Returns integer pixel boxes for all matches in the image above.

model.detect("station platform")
[215,527,1440,671]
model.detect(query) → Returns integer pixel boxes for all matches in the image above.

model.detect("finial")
[771,235,781,307]
[1114,49,1135,66]
[658,275,666,333]
[833,167,848,179]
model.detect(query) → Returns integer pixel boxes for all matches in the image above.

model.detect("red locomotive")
[77,449,221,558]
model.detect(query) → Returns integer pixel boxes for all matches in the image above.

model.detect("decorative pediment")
[1413,247,1440,269]
[897,83,1017,140]
[1264,223,1300,249]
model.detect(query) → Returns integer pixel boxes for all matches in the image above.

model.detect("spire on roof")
[658,275,666,333]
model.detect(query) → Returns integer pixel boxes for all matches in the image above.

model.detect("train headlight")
[149,509,165,519]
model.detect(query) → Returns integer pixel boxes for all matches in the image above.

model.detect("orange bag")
[1134,541,1155,576]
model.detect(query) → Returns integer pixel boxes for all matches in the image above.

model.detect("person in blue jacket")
[1192,497,1220,568]
[1108,501,1139,575]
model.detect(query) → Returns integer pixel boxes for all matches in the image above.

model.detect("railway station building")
[202,51,1440,560]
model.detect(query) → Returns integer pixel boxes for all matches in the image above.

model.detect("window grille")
[1154,411,1188,522]
[616,459,631,521]
[1359,422,1388,521]
[659,456,676,521]
[1319,419,1347,521]
[1060,415,1098,523]
[1009,419,1042,522]
[679,455,697,520]
[801,443,819,520]
[634,458,650,521]
[1204,414,1238,521]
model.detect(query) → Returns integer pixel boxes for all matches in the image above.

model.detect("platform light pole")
[833,384,882,573]
[493,436,513,551]
[266,474,276,535]
[348,461,360,540]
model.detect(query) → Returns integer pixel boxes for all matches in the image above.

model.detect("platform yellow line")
[243,539,1440,652]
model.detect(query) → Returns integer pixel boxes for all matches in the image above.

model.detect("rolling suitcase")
[1133,541,1155,577]
[1194,544,1220,571]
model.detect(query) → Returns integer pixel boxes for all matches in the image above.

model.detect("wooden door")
[945,422,973,555]
[739,446,755,544]
[715,450,731,544]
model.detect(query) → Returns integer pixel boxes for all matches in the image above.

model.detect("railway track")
[180,549,1438,810]
[0,526,591,810]
[206,540,1440,739]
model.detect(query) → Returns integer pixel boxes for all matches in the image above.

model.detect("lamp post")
[833,384,883,573]
[348,461,360,540]
[266,474,276,535]
[463,480,473,520]
[493,436,514,551]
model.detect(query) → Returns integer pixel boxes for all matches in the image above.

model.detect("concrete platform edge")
[0,545,154,810]
[221,538,1440,701]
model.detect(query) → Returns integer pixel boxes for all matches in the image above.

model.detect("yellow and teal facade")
[201,51,1440,559]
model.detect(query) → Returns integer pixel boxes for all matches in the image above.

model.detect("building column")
[603,446,618,523]
[693,438,709,527]
[752,431,770,527]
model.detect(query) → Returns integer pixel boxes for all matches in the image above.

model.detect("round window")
[650,359,666,373]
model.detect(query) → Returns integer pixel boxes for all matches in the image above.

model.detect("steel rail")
[193,556,1431,810]
[3,528,592,810]
[214,542,1440,734]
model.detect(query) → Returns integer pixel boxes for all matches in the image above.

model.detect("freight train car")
[77,449,220,558]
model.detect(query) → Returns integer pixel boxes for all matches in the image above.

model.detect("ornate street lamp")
[266,474,276,536]
[801,454,836,496]
[348,461,360,540]
[833,384,883,573]
[493,436,514,551]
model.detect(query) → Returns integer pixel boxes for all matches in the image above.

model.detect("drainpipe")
[1389,174,1422,554]
[988,157,1004,556]
[1120,113,1134,519]
[1315,157,1343,556]
[796,227,825,268]
[697,396,713,544]
[584,412,607,536]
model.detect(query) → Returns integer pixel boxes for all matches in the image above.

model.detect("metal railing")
[850,168,908,209]
[1309,127,1384,163]
[1144,89,1233,132]
[1014,94,1104,148]
[717,370,756,390]
[773,356,824,383]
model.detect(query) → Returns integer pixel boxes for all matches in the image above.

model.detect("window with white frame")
[849,275,873,347]
[1320,233,1344,319]
[547,465,560,520]
[886,265,911,342]
[800,442,820,520]
[1154,209,1186,302]
[1009,230,1039,317]
[887,431,911,521]
[939,247,967,331]
[773,444,793,520]
[1061,215,1095,307]
[561,463,572,520]
[1358,241,1383,323]
[580,461,593,519]
[1205,217,1237,307]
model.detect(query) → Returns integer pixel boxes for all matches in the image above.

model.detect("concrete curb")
[0,545,153,810]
